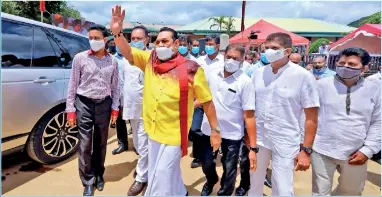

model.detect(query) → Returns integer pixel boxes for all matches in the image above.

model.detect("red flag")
[40,1,46,12]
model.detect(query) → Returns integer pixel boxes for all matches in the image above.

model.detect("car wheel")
[26,104,79,164]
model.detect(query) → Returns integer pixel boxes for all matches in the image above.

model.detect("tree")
[309,38,330,53]
[1,1,82,23]
[348,11,381,28]
[222,16,236,36]
[209,16,227,31]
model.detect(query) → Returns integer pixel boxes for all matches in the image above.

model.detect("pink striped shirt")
[66,50,120,113]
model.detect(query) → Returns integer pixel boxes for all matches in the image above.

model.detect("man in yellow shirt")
[109,6,221,196]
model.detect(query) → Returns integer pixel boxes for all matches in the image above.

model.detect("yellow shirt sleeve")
[131,47,151,72]
[193,67,212,103]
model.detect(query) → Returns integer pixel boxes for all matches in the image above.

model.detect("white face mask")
[156,46,174,60]
[89,39,105,52]
[224,59,242,73]
[265,49,286,63]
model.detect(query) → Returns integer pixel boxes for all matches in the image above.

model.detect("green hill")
[348,12,381,27]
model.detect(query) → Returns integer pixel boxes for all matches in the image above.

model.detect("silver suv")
[1,13,89,164]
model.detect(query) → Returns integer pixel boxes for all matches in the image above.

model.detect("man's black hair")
[205,35,220,44]
[178,36,189,45]
[89,24,108,37]
[132,25,149,37]
[265,32,292,48]
[159,27,178,40]
[338,47,371,66]
[226,43,245,57]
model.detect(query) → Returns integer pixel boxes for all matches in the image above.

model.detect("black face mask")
[108,46,116,53]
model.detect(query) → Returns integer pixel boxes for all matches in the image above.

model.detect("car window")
[48,29,90,68]
[33,27,61,68]
[1,20,33,68]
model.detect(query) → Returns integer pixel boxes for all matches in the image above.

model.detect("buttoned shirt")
[122,54,145,120]
[197,54,225,79]
[313,76,381,160]
[66,50,120,113]
[367,72,381,83]
[131,48,212,145]
[252,61,320,158]
[202,69,255,140]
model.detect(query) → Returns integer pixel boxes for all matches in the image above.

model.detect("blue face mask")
[313,66,327,75]
[130,41,145,50]
[191,47,199,54]
[205,46,216,55]
[260,53,269,64]
[178,46,188,55]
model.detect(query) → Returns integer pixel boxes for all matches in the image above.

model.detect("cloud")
[68,1,381,26]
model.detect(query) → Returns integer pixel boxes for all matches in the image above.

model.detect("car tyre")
[26,104,79,164]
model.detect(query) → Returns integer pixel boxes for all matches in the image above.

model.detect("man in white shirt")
[120,26,150,196]
[249,33,320,196]
[367,64,381,83]
[190,35,225,169]
[312,47,381,196]
[318,41,328,54]
[200,44,258,196]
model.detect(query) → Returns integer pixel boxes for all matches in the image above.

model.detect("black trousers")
[115,106,128,147]
[200,134,241,196]
[76,95,111,186]
[238,140,250,190]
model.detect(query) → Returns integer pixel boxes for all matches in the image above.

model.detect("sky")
[67,0,381,26]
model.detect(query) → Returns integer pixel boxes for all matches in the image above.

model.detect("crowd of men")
[65,5,381,197]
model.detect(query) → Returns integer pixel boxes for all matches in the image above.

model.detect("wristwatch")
[211,127,221,134]
[249,146,259,153]
[301,146,313,154]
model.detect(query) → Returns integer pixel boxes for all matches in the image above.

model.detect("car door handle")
[34,78,56,83]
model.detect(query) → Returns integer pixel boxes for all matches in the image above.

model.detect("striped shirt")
[66,50,120,112]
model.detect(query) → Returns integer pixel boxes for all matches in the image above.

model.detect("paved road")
[2,127,381,196]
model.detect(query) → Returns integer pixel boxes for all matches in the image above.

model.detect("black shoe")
[190,159,201,168]
[95,176,105,191]
[201,179,218,196]
[112,145,128,155]
[83,185,94,196]
[235,186,248,196]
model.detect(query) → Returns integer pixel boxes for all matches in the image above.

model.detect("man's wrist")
[211,127,220,134]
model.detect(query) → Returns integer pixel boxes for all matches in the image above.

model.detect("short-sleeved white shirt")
[197,54,225,79]
[252,61,320,158]
[202,69,256,140]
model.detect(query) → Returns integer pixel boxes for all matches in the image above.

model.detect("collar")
[88,49,110,56]
[205,53,222,62]
[219,68,243,79]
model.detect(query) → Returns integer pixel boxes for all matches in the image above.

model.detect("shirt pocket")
[222,88,240,108]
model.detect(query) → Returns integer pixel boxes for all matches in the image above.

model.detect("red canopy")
[330,24,381,54]
[230,19,310,45]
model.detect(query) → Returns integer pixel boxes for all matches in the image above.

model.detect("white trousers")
[144,138,187,196]
[130,119,148,183]
[311,151,368,196]
[248,146,295,196]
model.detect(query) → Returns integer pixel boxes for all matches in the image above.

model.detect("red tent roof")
[229,19,309,45]
[330,24,381,50]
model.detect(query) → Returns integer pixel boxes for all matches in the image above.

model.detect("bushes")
[309,38,330,53]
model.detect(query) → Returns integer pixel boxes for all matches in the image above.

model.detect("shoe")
[83,185,94,196]
[127,181,147,196]
[95,176,105,191]
[201,179,218,196]
[264,175,272,188]
[190,158,201,168]
[235,186,248,196]
[110,123,116,128]
[133,170,137,178]
[112,145,128,155]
